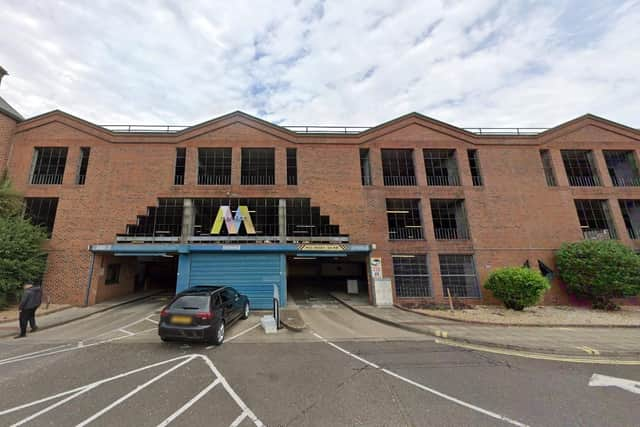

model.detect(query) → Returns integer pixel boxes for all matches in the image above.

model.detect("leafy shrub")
[484,267,550,310]
[556,240,640,310]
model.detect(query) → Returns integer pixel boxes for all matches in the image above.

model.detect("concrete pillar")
[279,199,287,243]
[181,198,194,243]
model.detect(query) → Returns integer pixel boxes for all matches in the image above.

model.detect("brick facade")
[3,110,640,306]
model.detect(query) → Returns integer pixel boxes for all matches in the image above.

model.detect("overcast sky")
[1,0,639,129]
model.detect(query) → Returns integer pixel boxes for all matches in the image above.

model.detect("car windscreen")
[170,295,209,310]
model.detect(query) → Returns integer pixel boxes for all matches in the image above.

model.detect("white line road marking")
[1,354,263,427]
[206,321,261,349]
[230,411,248,427]
[576,346,600,356]
[0,344,71,364]
[118,329,135,336]
[75,356,197,427]
[155,379,220,427]
[589,373,640,395]
[313,332,529,427]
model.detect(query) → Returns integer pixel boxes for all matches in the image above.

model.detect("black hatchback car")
[158,286,250,345]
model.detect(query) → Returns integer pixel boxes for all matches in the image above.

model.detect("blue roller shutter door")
[189,253,285,309]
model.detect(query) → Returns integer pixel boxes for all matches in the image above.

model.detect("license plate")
[171,315,192,325]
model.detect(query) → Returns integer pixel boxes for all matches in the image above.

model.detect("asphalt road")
[0,295,638,426]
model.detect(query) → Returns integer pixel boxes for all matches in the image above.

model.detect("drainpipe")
[84,251,96,306]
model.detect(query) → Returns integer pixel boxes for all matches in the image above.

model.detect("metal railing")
[434,227,470,240]
[582,228,613,240]
[611,176,640,187]
[287,175,297,185]
[568,175,601,187]
[241,175,275,185]
[383,175,417,186]
[30,174,64,185]
[389,228,424,240]
[427,175,461,186]
[472,175,483,186]
[100,124,562,136]
[197,175,231,185]
[174,175,185,185]
[77,174,87,185]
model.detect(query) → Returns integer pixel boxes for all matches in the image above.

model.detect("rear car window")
[170,295,209,310]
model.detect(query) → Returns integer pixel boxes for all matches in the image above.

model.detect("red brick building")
[2,77,640,307]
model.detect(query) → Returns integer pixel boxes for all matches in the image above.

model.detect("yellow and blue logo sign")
[211,206,256,235]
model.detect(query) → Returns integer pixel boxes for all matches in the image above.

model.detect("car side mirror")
[234,295,239,301]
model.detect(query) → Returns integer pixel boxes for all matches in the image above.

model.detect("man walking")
[15,282,42,339]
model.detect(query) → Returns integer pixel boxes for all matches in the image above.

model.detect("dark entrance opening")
[286,254,369,306]
[134,255,178,294]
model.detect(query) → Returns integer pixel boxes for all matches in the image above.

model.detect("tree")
[484,267,550,310]
[0,172,48,308]
[556,240,640,310]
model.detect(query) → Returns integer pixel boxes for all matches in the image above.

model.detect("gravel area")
[0,303,71,323]
[414,305,640,326]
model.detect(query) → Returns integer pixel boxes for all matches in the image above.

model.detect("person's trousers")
[19,308,37,336]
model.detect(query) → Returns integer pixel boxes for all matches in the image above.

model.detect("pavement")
[331,292,640,358]
[1,294,639,426]
[0,290,165,338]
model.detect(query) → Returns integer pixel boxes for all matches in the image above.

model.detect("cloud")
[0,0,638,128]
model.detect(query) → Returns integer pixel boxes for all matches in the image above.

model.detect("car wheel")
[241,302,250,320]
[212,321,225,345]
[160,336,169,342]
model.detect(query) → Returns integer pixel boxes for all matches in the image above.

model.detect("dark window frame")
[24,197,59,238]
[174,148,186,185]
[467,149,483,186]
[561,150,601,187]
[360,148,372,186]
[30,147,68,185]
[539,149,557,187]
[618,199,640,239]
[574,199,617,240]
[392,254,431,298]
[76,147,90,185]
[423,149,461,186]
[386,199,423,240]
[287,148,297,185]
[430,199,470,240]
[198,148,232,185]
[241,148,275,185]
[439,254,480,298]
[381,149,416,186]
[604,150,640,187]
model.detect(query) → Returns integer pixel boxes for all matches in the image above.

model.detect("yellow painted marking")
[435,339,640,365]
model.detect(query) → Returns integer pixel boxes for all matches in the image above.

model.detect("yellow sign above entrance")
[297,244,347,251]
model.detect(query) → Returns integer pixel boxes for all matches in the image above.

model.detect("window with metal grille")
[105,264,121,285]
[539,150,557,186]
[286,199,342,237]
[619,200,640,239]
[76,147,90,185]
[360,148,372,185]
[174,148,186,185]
[392,255,431,298]
[561,150,600,186]
[30,147,68,185]
[467,149,482,186]
[24,198,58,238]
[386,199,423,240]
[381,149,416,186]
[193,198,280,237]
[604,150,640,187]
[423,149,460,186]
[574,199,616,240]
[198,148,231,185]
[125,198,183,237]
[287,148,297,185]
[439,254,480,298]
[241,148,275,185]
[430,199,470,240]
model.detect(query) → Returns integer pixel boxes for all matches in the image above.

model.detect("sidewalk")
[331,292,640,358]
[0,291,165,338]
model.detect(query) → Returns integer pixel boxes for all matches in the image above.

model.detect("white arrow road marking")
[589,374,640,395]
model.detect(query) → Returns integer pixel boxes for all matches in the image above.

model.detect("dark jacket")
[19,287,42,310]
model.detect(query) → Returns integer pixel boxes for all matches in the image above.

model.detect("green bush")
[556,240,640,310]
[484,267,550,310]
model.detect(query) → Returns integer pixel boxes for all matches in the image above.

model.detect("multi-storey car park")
[1,68,640,308]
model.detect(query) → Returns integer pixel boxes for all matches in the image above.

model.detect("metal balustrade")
[383,175,417,186]
[611,176,640,187]
[31,174,64,185]
[240,175,275,185]
[568,175,601,187]
[388,228,424,240]
[434,228,469,240]
[582,228,613,240]
[426,175,460,186]
[197,175,231,185]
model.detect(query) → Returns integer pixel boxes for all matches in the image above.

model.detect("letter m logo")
[211,206,256,235]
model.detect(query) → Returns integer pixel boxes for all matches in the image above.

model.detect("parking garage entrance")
[286,250,369,306]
